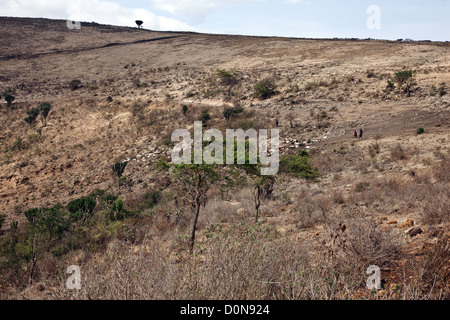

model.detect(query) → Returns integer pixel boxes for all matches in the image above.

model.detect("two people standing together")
[354,128,363,139]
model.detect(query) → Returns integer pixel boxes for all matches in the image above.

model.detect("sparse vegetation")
[223,106,243,122]
[0,18,449,301]
[253,78,276,99]
[280,150,319,180]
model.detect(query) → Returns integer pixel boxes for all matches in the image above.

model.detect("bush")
[4,94,15,106]
[280,150,319,180]
[69,79,82,91]
[182,104,188,116]
[24,205,70,245]
[253,78,276,99]
[390,144,408,161]
[24,107,40,126]
[416,127,425,135]
[216,69,239,86]
[325,217,403,276]
[199,109,211,126]
[67,196,97,223]
[223,106,243,122]
[112,162,127,179]
[138,191,161,210]
[395,70,413,84]
[108,198,127,221]
[39,102,51,126]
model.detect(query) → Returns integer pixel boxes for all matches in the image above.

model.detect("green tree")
[216,69,240,97]
[5,94,15,106]
[252,176,275,222]
[199,109,211,127]
[107,198,127,221]
[112,162,128,189]
[24,108,40,126]
[39,102,51,127]
[171,163,219,252]
[280,150,319,180]
[67,196,97,224]
[24,205,69,249]
[223,106,243,122]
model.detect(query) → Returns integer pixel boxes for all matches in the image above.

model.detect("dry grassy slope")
[0,17,449,229]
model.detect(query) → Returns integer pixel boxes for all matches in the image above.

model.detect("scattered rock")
[406,227,423,237]
[387,221,397,225]
[427,227,439,237]
[236,208,247,217]
[400,219,414,228]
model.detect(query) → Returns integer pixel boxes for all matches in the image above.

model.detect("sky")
[1,0,449,41]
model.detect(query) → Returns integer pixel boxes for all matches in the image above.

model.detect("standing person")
[276,119,279,127]
[359,128,363,139]
[354,130,357,138]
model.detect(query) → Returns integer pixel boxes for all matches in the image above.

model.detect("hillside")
[0,17,449,300]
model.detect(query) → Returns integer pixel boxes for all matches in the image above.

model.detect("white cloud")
[150,0,263,23]
[0,0,196,31]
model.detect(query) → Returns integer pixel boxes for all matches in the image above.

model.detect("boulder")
[406,227,423,237]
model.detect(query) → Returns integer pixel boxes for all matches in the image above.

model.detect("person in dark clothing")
[359,129,363,139]
[276,119,279,127]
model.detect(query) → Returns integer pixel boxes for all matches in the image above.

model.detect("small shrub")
[12,137,24,151]
[112,162,127,179]
[39,102,51,126]
[223,106,243,122]
[182,104,188,116]
[138,191,162,210]
[416,127,425,135]
[368,142,380,158]
[253,78,276,99]
[199,109,211,126]
[395,70,413,84]
[67,196,97,223]
[108,198,127,221]
[216,69,239,86]
[280,150,319,180]
[391,144,408,161]
[355,181,370,193]
[69,79,82,91]
[24,107,40,126]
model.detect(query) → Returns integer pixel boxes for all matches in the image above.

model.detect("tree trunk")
[189,199,201,253]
